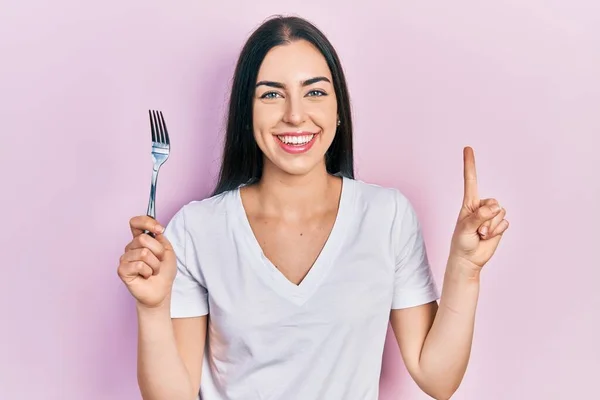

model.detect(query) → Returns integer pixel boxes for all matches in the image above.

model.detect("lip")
[274,131,320,154]
[274,131,319,137]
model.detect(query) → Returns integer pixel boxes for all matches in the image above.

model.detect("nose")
[282,95,306,126]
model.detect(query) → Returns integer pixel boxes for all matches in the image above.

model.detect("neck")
[255,159,340,218]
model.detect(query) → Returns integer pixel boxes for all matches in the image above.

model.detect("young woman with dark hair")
[118,15,509,400]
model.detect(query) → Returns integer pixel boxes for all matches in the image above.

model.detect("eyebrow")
[255,76,331,89]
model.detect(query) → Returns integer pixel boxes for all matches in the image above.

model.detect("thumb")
[462,204,502,233]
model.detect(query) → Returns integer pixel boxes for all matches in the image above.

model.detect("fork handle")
[144,168,160,237]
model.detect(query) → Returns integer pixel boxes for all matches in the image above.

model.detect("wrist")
[135,298,171,318]
[446,255,482,283]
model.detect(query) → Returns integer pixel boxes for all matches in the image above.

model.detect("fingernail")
[155,224,164,233]
[480,226,488,236]
[491,205,501,213]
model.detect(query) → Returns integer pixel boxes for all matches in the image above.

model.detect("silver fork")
[144,110,171,236]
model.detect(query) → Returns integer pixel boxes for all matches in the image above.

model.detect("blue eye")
[260,92,282,99]
[307,90,327,97]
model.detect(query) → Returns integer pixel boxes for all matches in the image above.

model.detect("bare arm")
[137,301,208,400]
[391,147,509,399]
[390,257,479,400]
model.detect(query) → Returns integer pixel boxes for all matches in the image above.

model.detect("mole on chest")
[252,217,335,285]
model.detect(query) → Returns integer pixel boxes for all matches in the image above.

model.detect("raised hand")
[449,147,509,269]
[117,216,177,308]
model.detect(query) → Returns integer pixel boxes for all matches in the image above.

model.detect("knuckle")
[130,215,153,230]
[118,262,133,278]
[135,235,146,247]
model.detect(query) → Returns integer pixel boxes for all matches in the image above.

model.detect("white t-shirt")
[164,176,440,400]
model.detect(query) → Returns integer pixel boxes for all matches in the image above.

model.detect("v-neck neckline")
[233,176,355,306]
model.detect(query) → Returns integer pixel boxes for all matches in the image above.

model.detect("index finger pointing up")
[463,146,479,205]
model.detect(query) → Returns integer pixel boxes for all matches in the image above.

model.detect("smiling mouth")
[275,133,317,146]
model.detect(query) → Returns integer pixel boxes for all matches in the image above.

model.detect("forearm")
[136,301,195,400]
[418,257,481,399]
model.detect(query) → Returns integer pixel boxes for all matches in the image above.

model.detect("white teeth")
[277,134,315,145]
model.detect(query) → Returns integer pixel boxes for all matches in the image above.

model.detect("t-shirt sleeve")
[163,206,210,318]
[391,190,440,309]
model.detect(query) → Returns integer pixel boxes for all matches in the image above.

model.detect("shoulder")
[181,190,234,221]
[349,178,414,215]
[348,178,422,237]
[164,189,238,239]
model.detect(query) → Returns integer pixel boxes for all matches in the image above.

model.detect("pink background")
[2,1,599,399]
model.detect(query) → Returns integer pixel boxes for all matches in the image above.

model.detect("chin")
[270,156,326,177]
[260,133,334,177]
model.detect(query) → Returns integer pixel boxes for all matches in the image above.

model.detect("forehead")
[256,40,332,82]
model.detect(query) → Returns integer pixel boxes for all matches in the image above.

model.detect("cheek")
[309,110,337,134]
[252,107,280,152]
[309,98,337,125]
[253,102,282,125]
[252,105,272,139]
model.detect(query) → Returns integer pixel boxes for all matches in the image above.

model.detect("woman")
[118,15,509,400]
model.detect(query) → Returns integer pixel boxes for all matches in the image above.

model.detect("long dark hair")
[211,15,354,196]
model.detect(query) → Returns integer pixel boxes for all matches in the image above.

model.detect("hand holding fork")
[117,110,177,309]
[144,110,171,237]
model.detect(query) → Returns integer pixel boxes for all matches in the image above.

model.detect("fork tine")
[153,110,161,143]
[149,110,157,142]
[156,111,163,143]
[148,110,158,142]
[158,111,170,146]
[156,111,164,144]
